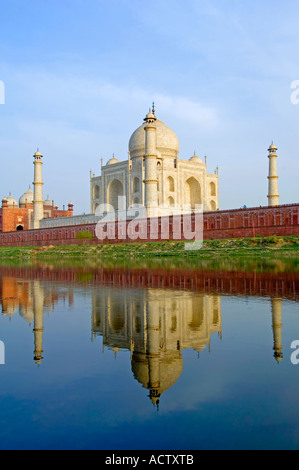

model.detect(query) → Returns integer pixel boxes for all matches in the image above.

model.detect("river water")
[0,262,298,450]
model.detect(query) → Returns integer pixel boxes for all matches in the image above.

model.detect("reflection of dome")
[19,187,34,206]
[132,351,183,406]
[2,302,18,317]
[189,154,203,164]
[107,156,119,165]
[19,306,34,324]
[6,195,18,207]
[274,352,283,363]
[129,117,180,158]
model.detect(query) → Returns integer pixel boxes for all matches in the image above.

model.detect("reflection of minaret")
[33,281,45,365]
[271,298,283,363]
[146,300,161,409]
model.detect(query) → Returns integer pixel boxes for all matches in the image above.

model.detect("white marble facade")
[90,108,219,216]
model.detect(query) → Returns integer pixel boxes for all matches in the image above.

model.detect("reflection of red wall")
[0,204,298,246]
[0,265,298,300]
[0,277,33,315]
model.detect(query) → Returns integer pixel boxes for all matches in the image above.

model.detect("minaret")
[271,298,283,363]
[144,105,158,217]
[33,149,44,229]
[267,143,279,207]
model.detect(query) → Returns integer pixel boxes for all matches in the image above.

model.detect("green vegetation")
[0,237,299,261]
[75,231,93,240]
[0,236,298,274]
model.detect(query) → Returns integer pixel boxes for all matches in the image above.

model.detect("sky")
[0,0,299,214]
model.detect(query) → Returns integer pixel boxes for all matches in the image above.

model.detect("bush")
[75,231,93,240]
[267,235,280,244]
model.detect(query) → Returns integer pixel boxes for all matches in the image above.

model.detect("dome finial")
[152,102,155,115]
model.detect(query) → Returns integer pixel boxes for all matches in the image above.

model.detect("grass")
[0,236,298,262]
[0,237,298,274]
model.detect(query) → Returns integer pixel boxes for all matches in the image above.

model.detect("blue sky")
[0,0,298,213]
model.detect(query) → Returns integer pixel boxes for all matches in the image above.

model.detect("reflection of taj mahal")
[91,287,222,407]
[90,105,219,217]
[0,271,287,405]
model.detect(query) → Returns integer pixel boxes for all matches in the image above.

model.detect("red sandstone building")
[0,189,73,233]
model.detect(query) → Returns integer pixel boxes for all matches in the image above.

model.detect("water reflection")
[92,288,221,408]
[0,265,297,405]
[0,275,74,364]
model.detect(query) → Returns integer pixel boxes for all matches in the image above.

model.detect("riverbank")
[0,235,298,262]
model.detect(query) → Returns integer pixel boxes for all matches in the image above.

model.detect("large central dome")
[129,117,180,158]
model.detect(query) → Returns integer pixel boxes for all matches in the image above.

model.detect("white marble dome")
[6,195,18,207]
[189,154,203,164]
[107,156,119,165]
[44,196,53,206]
[19,187,34,206]
[129,118,180,158]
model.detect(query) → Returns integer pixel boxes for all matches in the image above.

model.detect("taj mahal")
[90,104,219,217]
[0,103,287,239]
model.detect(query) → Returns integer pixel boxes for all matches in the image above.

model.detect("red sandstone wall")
[53,209,73,218]
[0,204,298,247]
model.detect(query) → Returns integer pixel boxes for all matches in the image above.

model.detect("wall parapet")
[0,203,298,247]
[40,213,100,229]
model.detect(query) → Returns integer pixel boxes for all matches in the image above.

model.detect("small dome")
[34,149,42,157]
[268,143,277,152]
[6,195,18,207]
[189,154,203,164]
[19,187,33,206]
[144,112,156,121]
[44,196,52,206]
[107,156,119,165]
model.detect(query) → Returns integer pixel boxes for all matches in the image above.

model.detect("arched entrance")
[93,185,100,199]
[210,200,217,211]
[16,225,24,231]
[107,179,124,212]
[167,196,175,208]
[184,177,202,209]
[133,177,140,194]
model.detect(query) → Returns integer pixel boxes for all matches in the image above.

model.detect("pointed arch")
[107,179,124,212]
[184,177,202,209]
[210,182,216,197]
[93,185,100,200]
[167,176,175,192]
